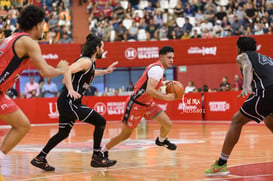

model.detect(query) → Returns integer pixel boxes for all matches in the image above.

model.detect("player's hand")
[165,93,175,101]
[105,61,118,73]
[238,87,254,97]
[57,60,69,72]
[68,90,81,99]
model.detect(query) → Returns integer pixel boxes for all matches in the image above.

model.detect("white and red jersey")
[131,61,164,105]
[0,32,31,92]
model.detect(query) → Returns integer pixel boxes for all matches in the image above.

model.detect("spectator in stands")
[169,30,178,39]
[115,21,127,41]
[146,19,158,40]
[129,0,139,9]
[235,5,245,23]
[124,2,134,19]
[181,31,191,39]
[184,2,195,17]
[232,74,243,91]
[204,4,216,22]
[191,29,201,38]
[127,81,134,91]
[24,76,40,98]
[101,19,112,42]
[213,20,223,37]
[42,78,58,97]
[127,21,138,41]
[195,9,205,23]
[59,32,72,43]
[144,1,155,16]
[193,0,205,13]
[102,2,113,20]
[243,2,258,26]
[244,25,254,35]
[185,81,196,93]
[114,89,119,96]
[200,17,213,33]
[219,76,231,91]
[133,12,142,25]
[173,0,184,17]
[221,16,232,37]
[38,78,45,97]
[154,9,164,28]
[182,17,193,34]
[215,6,227,21]
[231,15,243,35]
[158,23,168,40]
[113,1,125,19]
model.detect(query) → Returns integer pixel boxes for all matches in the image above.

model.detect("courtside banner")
[155,92,203,120]
[34,34,273,69]
[204,91,247,121]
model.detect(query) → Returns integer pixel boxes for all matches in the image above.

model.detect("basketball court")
[1,120,273,180]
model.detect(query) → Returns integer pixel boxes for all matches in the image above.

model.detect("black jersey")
[60,57,95,100]
[244,51,273,96]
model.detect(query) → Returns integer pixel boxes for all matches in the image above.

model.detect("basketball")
[165,81,184,99]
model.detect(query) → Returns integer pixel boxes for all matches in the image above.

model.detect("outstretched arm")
[95,61,118,76]
[22,37,67,77]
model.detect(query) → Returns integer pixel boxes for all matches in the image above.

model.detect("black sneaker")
[31,157,55,171]
[155,137,177,150]
[91,151,117,168]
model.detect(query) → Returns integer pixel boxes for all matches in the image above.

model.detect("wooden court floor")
[0,120,273,181]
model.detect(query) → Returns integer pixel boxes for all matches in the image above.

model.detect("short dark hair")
[17,5,45,31]
[236,36,257,52]
[159,46,174,55]
[81,34,102,57]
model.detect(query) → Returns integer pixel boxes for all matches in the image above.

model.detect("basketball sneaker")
[91,151,117,168]
[31,157,55,171]
[204,161,230,176]
[155,137,177,150]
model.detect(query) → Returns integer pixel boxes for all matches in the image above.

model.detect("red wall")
[177,63,241,90]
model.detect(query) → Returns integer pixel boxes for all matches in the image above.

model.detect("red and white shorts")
[0,93,19,115]
[122,97,162,129]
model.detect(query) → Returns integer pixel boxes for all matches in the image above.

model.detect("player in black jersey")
[31,34,118,171]
[205,36,273,176]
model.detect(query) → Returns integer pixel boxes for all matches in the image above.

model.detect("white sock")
[0,151,6,162]
[158,136,166,142]
[101,145,108,152]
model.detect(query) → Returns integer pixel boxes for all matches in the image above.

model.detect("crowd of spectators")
[0,0,72,44]
[86,0,273,41]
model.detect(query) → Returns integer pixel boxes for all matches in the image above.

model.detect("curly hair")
[17,5,45,31]
[236,36,257,52]
[81,34,102,57]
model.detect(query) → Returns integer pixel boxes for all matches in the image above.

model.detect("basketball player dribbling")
[101,46,177,156]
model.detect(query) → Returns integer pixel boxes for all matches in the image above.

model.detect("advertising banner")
[21,35,272,69]
[204,91,247,121]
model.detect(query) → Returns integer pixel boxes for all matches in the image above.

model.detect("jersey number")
[259,55,273,66]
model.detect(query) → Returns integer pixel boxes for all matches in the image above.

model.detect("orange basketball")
[166,81,184,99]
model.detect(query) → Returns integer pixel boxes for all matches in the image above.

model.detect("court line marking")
[18,161,181,181]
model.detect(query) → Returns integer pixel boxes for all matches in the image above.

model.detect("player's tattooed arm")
[236,53,254,97]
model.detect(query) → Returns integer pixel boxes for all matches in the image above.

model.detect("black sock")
[217,158,227,166]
